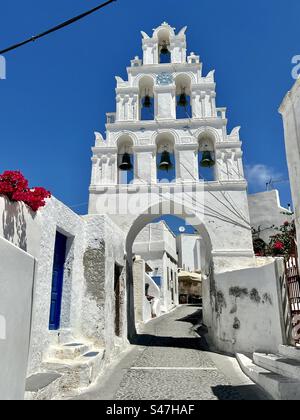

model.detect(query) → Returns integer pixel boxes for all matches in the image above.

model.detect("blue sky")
[0,0,298,233]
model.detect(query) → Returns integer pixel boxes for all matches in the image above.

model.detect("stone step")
[25,373,62,401]
[236,353,300,400]
[278,345,300,362]
[43,349,105,394]
[253,352,300,381]
[47,342,90,360]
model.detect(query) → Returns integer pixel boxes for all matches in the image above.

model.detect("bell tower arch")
[88,22,255,274]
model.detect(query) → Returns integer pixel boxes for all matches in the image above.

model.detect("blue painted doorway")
[49,232,67,330]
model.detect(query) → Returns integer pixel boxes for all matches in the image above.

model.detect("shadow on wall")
[2,199,34,252]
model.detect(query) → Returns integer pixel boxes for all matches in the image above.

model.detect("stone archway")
[124,198,213,338]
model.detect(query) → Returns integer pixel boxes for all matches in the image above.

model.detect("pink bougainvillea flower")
[274,241,284,250]
[0,170,51,212]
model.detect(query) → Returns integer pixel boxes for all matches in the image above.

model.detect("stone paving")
[114,306,258,400]
[77,305,265,400]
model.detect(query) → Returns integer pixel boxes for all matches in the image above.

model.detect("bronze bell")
[200,151,215,168]
[178,92,188,108]
[159,150,173,171]
[160,42,169,55]
[143,94,152,108]
[119,153,133,171]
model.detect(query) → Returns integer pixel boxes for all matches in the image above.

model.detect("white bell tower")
[88,22,254,274]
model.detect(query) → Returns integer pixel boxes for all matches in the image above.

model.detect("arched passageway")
[124,201,213,339]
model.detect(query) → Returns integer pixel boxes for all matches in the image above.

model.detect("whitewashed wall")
[134,221,177,261]
[248,190,292,244]
[133,257,162,324]
[144,273,161,322]
[81,215,128,362]
[162,253,179,311]
[177,234,201,272]
[0,237,35,400]
[0,196,128,379]
[133,221,178,312]
[20,197,86,375]
[279,79,300,266]
[0,196,41,257]
[94,187,255,275]
[203,258,286,354]
[0,196,86,374]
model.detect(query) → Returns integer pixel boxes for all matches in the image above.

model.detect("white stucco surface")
[133,221,178,262]
[248,190,292,244]
[26,197,86,375]
[177,234,201,272]
[0,196,41,257]
[81,215,128,361]
[0,237,35,400]
[2,21,294,399]
[133,221,178,311]
[279,78,300,265]
[144,273,161,322]
[203,258,285,355]
[132,256,162,324]
[0,196,128,385]
[88,23,255,275]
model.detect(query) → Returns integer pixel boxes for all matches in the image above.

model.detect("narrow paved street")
[78,306,266,400]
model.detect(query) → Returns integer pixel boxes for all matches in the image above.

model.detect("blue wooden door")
[49,232,67,330]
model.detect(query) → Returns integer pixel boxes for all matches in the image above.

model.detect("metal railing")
[284,250,300,346]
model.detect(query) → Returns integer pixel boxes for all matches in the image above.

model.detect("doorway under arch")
[124,201,213,338]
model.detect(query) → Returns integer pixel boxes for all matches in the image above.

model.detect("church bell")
[178,90,188,108]
[200,151,215,168]
[159,150,173,171]
[119,153,133,171]
[160,42,169,55]
[143,94,152,108]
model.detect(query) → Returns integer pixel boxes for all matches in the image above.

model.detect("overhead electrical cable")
[0,0,117,55]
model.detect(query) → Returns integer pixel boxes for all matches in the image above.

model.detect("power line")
[0,0,117,55]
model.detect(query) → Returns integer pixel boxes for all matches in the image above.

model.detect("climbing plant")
[268,220,296,258]
[0,170,51,212]
[252,220,296,258]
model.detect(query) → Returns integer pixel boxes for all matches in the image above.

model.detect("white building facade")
[248,190,293,245]
[133,221,179,312]
[0,196,129,399]
[279,78,300,263]
[88,22,255,279]
[177,233,202,272]
[0,22,294,400]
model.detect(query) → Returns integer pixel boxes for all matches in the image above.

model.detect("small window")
[152,276,162,287]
